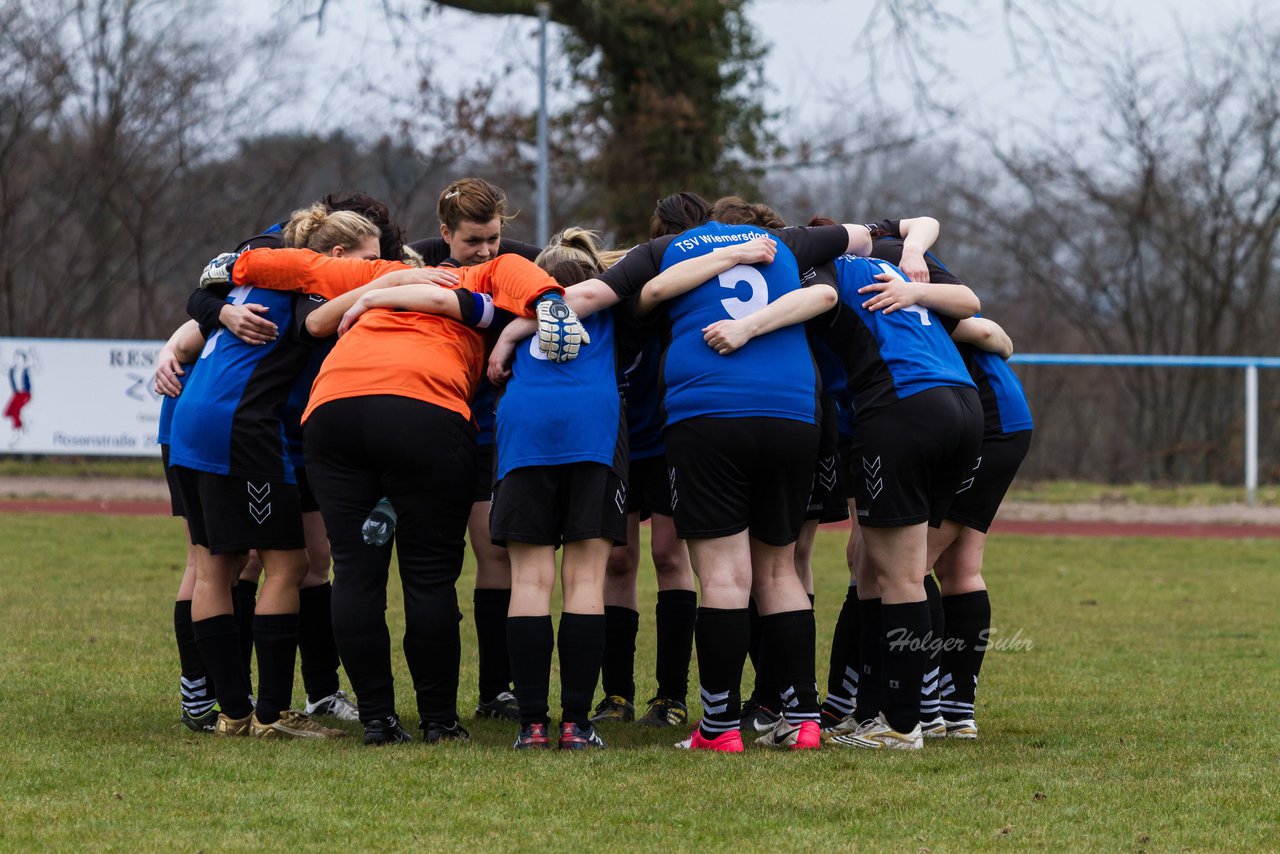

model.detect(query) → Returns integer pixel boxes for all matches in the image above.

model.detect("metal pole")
[536,2,550,246]
[1245,364,1258,506]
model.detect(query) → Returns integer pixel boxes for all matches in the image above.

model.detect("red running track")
[4,498,1280,538]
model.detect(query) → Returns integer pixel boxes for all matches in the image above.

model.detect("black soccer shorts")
[847,386,983,529]
[944,428,1033,533]
[664,415,819,546]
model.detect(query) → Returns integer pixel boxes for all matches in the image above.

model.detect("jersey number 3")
[718,265,769,320]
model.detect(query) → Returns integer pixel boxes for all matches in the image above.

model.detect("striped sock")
[941,589,991,722]
[695,607,748,737]
[762,609,820,725]
[174,601,216,716]
[920,575,945,722]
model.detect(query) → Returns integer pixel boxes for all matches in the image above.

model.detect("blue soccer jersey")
[157,368,190,447]
[471,377,498,447]
[866,229,1033,436]
[816,255,975,414]
[658,222,818,427]
[169,285,313,483]
[959,344,1034,435]
[494,309,624,480]
[617,333,665,460]
[279,336,335,469]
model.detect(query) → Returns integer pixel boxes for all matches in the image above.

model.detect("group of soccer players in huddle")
[156,176,1032,752]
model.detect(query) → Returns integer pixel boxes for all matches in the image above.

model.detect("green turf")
[1008,478,1280,506]
[0,455,161,478]
[1,515,1276,851]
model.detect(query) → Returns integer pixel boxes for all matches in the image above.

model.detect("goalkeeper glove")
[199,251,241,289]
[535,292,590,362]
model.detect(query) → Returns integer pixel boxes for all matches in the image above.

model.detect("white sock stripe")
[844,667,860,682]
[183,699,216,715]
[923,666,940,682]
[940,702,975,714]
[841,677,858,695]
[700,718,738,733]
[826,695,855,714]
[783,712,821,724]
[700,687,731,703]
[939,684,956,698]
[939,673,954,688]
[921,681,938,696]
[180,676,207,689]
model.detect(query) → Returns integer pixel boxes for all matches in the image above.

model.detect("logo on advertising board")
[3,346,38,448]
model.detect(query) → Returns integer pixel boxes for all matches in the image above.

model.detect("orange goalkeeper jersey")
[230,250,561,422]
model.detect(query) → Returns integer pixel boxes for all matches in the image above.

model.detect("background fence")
[1,336,1278,505]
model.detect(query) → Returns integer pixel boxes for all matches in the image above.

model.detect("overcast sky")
[252,0,1254,146]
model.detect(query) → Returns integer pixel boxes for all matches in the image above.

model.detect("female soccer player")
[864,219,1033,739]
[405,178,541,722]
[173,207,398,740]
[479,228,626,749]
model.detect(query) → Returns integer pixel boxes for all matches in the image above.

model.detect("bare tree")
[0,0,287,338]
[965,13,1280,481]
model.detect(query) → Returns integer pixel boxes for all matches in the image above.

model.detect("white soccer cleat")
[920,715,947,738]
[830,712,923,750]
[945,718,978,739]
[304,690,360,722]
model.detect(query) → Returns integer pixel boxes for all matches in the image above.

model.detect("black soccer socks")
[880,600,931,734]
[558,612,606,729]
[941,589,991,722]
[193,614,253,720]
[473,587,513,702]
[298,583,340,702]
[695,607,750,739]
[601,605,639,702]
[253,612,300,725]
[507,615,554,726]
[822,584,860,718]
[654,589,697,703]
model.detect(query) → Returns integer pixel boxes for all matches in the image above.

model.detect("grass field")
[2,513,1277,851]
[5,455,1280,508]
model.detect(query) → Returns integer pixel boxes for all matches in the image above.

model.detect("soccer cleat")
[945,718,979,739]
[474,690,520,721]
[514,722,552,749]
[755,719,821,750]
[739,699,781,733]
[819,708,858,739]
[250,709,348,739]
[181,708,220,734]
[363,714,413,746]
[589,694,635,723]
[830,712,923,750]
[421,720,470,744]
[636,696,689,728]
[214,711,253,737]
[675,724,744,752]
[305,690,359,722]
[558,721,606,750]
[920,715,947,738]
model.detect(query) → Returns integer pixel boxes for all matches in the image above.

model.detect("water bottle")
[361,497,397,546]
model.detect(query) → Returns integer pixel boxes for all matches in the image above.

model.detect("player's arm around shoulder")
[952,317,1014,359]
[637,236,778,316]
[702,283,838,355]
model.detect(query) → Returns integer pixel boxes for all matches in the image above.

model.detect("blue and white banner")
[0,337,164,457]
